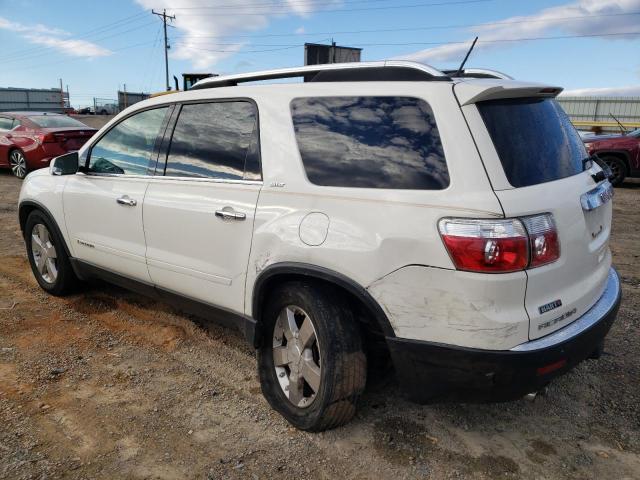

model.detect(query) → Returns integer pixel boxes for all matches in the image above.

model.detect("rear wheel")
[9,150,27,179]
[257,281,366,431]
[601,155,626,186]
[25,210,78,295]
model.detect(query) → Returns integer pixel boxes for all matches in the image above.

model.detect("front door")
[63,106,170,281]
[143,100,262,314]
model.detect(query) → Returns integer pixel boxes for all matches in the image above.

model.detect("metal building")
[558,96,640,133]
[0,87,69,112]
[118,90,150,111]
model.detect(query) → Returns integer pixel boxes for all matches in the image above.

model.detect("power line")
[173,31,640,54]
[176,0,495,16]
[166,0,425,9]
[171,11,640,40]
[0,12,149,61]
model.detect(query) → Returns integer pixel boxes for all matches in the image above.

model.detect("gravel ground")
[0,171,638,480]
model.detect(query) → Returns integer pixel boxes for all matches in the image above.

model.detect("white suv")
[18,61,621,431]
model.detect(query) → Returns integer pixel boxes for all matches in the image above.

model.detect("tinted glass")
[0,117,13,130]
[291,96,449,189]
[165,101,260,180]
[29,115,88,128]
[478,98,586,188]
[89,107,168,175]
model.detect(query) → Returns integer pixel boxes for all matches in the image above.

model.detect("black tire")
[257,281,367,431]
[25,210,78,296]
[9,149,28,179]
[601,155,626,186]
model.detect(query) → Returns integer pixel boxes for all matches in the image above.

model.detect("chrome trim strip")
[581,181,614,211]
[84,172,262,186]
[511,268,620,352]
[192,60,448,89]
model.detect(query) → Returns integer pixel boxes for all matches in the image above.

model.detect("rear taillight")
[521,214,560,267]
[37,133,57,144]
[438,213,560,273]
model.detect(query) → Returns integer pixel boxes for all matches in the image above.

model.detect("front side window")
[164,101,260,180]
[88,107,168,175]
[291,96,449,189]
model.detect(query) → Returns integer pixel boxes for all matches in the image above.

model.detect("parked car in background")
[0,112,96,179]
[584,128,640,185]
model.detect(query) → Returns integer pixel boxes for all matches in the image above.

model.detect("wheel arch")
[252,262,396,342]
[19,200,72,258]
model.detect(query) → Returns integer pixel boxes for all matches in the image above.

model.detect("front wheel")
[25,210,78,296]
[9,150,28,179]
[257,281,366,431]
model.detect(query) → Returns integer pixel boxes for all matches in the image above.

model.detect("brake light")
[438,214,560,273]
[521,214,560,267]
[37,133,57,143]
[438,218,529,273]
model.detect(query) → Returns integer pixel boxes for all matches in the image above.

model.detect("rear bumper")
[386,268,621,403]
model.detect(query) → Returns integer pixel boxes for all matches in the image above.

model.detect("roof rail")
[191,61,450,89]
[443,68,513,80]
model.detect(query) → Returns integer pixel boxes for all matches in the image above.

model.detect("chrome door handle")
[215,207,246,221]
[116,195,137,207]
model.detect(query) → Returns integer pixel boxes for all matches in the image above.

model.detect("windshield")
[29,115,88,129]
[477,98,587,188]
[628,128,640,138]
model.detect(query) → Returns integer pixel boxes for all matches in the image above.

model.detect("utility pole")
[59,78,64,111]
[152,9,175,91]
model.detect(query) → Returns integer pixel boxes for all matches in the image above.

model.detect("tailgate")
[46,128,95,151]
[495,174,612,339]
[458,87,614,340]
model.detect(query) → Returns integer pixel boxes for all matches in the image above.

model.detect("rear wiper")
[583,154,612,183]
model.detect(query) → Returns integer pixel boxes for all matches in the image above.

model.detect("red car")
[584,128,640,186]
[0,112,96,179]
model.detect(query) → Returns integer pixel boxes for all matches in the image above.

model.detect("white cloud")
[560,85,640,96]
[23,34,112,58]
[135,0,341,69]
[295,26,306,34]
[395,0,640,63]
[0,16,111,58]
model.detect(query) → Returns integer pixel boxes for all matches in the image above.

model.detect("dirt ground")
[0,171,638,480]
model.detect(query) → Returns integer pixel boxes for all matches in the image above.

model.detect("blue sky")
[1,0,639,107]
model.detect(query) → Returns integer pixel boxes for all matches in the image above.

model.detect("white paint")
[299,212,329,246]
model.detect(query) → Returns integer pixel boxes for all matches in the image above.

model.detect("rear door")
[63,106,171,281]
[143,99,261,314]
[461,92,612,340]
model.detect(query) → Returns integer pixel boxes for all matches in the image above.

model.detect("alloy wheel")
[272,305,322,408]
[31,223,58,284]
[9,151,27,179]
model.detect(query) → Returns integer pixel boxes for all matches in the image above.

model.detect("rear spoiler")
[454,79,563,106]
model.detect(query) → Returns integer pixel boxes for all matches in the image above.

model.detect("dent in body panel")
[367,265,530,350]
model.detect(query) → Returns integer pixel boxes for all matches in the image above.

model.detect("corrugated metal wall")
[558,96,640,131]
[0,88,65,112]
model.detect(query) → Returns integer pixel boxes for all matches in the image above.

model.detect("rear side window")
[291,96,449,189]
[477,98,586,188]
[89,107,168,175]
[164,101,260,180]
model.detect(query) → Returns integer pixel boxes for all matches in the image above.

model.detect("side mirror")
[50,152,79,176]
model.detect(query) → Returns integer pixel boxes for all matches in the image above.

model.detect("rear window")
[477,98,586,188]
[291,96,449,189]
[29,115,88,128]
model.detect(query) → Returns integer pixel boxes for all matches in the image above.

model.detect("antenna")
[454,37,479,77]
[609,113,627,135]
